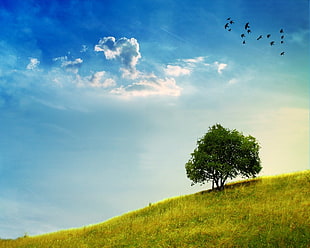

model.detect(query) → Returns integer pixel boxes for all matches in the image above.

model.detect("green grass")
[1,170,309,248]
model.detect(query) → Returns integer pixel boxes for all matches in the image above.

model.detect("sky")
[0,0,309,239]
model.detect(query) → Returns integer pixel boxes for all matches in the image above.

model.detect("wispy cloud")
[80,45,88,53]
[164,65,191,77]
[110,77,182,97]
[167,56,227,75]
[94,37,141,79]
[61,58,83,67]
[228,78,238,85]
[214,62,227,74]
[181,56,206,64]
[160,27,188,43]
[53,56,83,73]
[289,29,309,47]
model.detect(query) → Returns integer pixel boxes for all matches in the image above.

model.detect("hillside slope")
[1,170,309,248]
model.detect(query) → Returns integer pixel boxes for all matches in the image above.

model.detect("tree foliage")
[185,124,262,190]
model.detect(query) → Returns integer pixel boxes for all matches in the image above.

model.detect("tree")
[185,124,262,190]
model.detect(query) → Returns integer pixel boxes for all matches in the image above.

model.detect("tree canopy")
[185,124,262,190]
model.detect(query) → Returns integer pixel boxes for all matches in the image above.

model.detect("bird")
[270,41,275,46]
[266,34,271,38]
[247,29,251,34]
[241,33,246,38]
[245,22,250,29]
[280,52,285,55]
[280,29,284,33]
[224,23,230,29]
[243,40,246,44]
[257,35,263,40]
[229,20,235,24]
[228,29,232,31]
[281,40,284,44]
[281,35,285,39]
[227,17,231,20]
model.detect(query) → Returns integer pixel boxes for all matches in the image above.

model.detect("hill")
[1,170,309,248]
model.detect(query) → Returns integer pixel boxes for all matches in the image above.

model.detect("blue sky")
[0,0,309,238]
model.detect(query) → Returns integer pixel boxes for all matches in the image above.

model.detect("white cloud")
[182,56,206,64]
[174,56,228,75]
[102,78,117,88]
[110,77,182,97]
[89,71,116,88]
[90,71,105,84]
[94,36,141,79]
[93,36,184,97]
[61,58,83,67]
[53,56,83,73]
[167,57,227,76]
[53,56,67,63]
[228,78,238,85]
[26,58,40,70]
[164,65,191,77]
[214,61,227,74]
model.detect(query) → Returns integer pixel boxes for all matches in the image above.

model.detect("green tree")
[185,124,262,190]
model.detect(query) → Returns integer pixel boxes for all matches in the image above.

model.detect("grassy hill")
[1,170,309,248]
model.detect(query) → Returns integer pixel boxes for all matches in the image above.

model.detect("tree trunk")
[214,178,220,190]
[219,178,225,190]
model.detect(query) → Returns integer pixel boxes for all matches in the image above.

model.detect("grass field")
[1,170,309,248]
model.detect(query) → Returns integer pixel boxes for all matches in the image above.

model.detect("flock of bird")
[224,18,286,56]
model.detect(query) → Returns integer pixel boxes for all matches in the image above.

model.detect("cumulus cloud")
[164,65,191,77]
[110,77,182,97]
[94,37,141,79]
[92,36,186,97]
[26,58,40,70]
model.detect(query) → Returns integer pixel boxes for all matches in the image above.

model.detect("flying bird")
[223,18,286,57]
